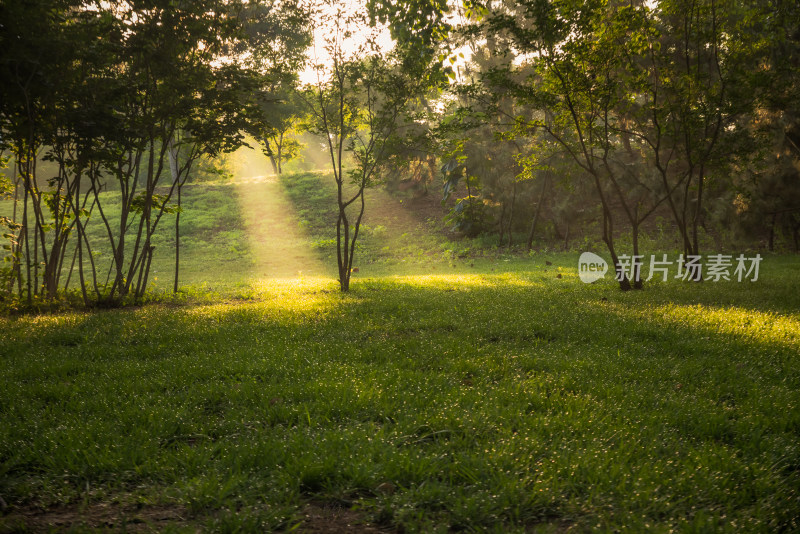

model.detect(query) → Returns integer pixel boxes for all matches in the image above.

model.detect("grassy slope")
[1,171,799,532]
[0,183,255,295]
[279,172,460,275]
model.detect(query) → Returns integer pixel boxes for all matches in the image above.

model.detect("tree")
[0,0,267,305]
[457,0,646,288]
[446,0,770,288]
[256,88,305,175]
[613,0,767,260]
[301,2,426,291]
[243,1,311,175]
[727,0,800,251]
[0,0,95,302]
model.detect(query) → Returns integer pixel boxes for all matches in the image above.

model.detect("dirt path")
[232,147,328,278]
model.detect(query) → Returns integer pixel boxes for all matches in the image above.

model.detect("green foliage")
[0,0,309,303]
[444,184,488,236]
[130,193,179,215]
[300,4,436,291]
[420,0,800,267]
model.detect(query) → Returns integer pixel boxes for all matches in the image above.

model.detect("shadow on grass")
[1,270,799,531]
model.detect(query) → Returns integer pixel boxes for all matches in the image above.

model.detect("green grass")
[1,263,799,532]
[0,183,258,298]
[1,171,799,531]
[279,171,460,272]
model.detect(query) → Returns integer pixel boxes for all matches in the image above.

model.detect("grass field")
[1,151,799,532]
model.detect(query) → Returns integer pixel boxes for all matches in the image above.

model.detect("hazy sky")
[299,0,394,85]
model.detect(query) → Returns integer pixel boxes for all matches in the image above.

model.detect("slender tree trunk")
[658,169,693,255]
[76,222,88,306]
[527,176,548,251]
[507,181,516,247]
[345,187,367,290]
[692,165,706,256]
[11,177,19,229]
[63,244,78,293]
[8,177,21,294]
[174,185,181,293]
[337,209,350,291]
[11,174,23,296]
[276,132,283,175]
[168,136,181,293]
[498,203,506,246]
[73,172,89,306]
[137,246,154,300]
[33,207,39,297]
[768,213,776,252]
[632,220,642,289]
[30,150,40,297]
[77,206,101,301]
[22,183,31,304]
[602,208,631,291]
[125,134,158,297]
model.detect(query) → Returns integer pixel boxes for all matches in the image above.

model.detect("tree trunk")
[526,176,548,251]
[337,209,350,291]
[768,213,776,252]
[8,176,21,295]
[632,221,643,289]
[174,185,181,293]
[168,137,181,293]
[22,183,31,304]
[276,132,283,175]
[507,181,516,247]
[498,203,506,246]
[73,174,89,306]
[137,245,155,300]
[691,165,706,256]
[602,209,631,291]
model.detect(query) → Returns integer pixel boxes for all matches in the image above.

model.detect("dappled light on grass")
[179,277,341,320]
[651,303,799,348]
[2,260,800,531]
[386,272,546,290]
[240,276,339,313]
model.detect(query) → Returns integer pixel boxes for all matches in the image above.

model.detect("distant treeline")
[2,0,799,301]
[374,0,800,288]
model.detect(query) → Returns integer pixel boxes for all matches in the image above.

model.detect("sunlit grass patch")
[2,253,800,530]
[187,277,341,317]
[384,271,549,291]
[653,303,800,345]
[387,272,503,289]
